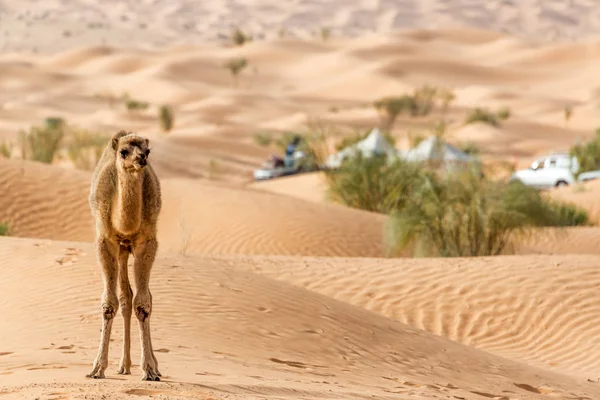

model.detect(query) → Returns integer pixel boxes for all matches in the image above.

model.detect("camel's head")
[112,131,151,172]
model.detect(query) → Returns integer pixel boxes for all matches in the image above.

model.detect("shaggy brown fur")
[86,130,162,381]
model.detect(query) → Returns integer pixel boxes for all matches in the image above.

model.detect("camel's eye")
[120,149,128,158]
[145,149,150,156]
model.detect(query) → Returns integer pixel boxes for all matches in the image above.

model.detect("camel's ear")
[111,130,129,151]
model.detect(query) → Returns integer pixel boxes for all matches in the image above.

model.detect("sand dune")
[3,27,600,178]
[0,158,94,241]
[0,158,385,257]
[222,253,600,379]
[1,236,599,400]
[5,156,600,259]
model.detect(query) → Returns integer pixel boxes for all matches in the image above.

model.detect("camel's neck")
[113,169,143,236]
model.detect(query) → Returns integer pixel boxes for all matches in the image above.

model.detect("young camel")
[86,130,162,381]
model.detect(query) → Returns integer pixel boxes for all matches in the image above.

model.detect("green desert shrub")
[223,57,248,86]
[373,95,416,131]
[325,153,426,214]
[124,97,149,112]
[19,117,66,163]
[253,132,273,147]
[373,85,439,130]
[0,223,8,236]
[66,130,107,171]
[570,129,600,174]
[384,171,589,257]
[465,107,511,127]
[412,84,438,116]
[465,108,500,126]
[497,107,511,121]
[231,27,252,46]
[324,150,589,257]
[543,201,590,227]
[159,105,174,133]
[0,141,11,158]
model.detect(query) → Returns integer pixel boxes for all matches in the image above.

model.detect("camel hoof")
[141,370,161,381]
[86,372,105,379]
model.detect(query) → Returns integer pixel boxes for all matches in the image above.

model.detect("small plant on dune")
[373,85,440,130]
[497,107,511,121]
[570,128,600,175]
[253,131,273,147]
[278,26,287,39]
[373,95,416,131]
[384,171,589,257]
[465,108,500,127]
[546,201,590,227]
[0,223,9,236]
[122,93,149,112]
[124,98,150,112]
[231,27,252,46]
[66,129,107,171]
[465,107,511,127]
[320,27,331,41]
[412,84,438,116]
[223,57,248,87]
[208,159,225,180]
[0,141,11,158]
[159,105,175,133]
[19,117,66,164]
[438,87,456,118]
[564,105,573,128]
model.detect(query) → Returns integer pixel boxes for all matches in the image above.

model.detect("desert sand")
[2,237,600,400]
[3,1,600,399]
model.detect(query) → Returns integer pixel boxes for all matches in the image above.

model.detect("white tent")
[401,135,473,164]
[326,128,398,168]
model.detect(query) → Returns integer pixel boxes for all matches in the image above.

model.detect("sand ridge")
[219,254,600,379]
[1,236,599,400]
[0,157,385,257]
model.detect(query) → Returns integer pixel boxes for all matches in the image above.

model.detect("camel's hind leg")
[86,237,119,379]
[132,237,160,381]
[117,244,132,375]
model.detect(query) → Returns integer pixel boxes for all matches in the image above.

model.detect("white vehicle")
[510,153,579,189]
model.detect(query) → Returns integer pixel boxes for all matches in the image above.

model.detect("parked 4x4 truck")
[510,153,600,189]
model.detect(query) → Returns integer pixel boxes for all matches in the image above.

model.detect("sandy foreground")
[1,236,600,400]
[3,1,600,399]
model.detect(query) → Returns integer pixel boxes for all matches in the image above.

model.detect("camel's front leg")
[86,237,119,379]
[117,245,132,375]
[133,237,160,381]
